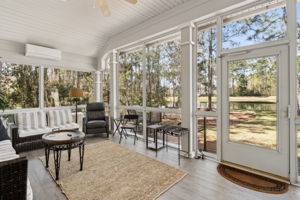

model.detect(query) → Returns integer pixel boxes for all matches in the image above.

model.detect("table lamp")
[69,88,83,123]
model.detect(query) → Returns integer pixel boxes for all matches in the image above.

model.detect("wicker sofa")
[0,120,33,200]
[12,109,79,153]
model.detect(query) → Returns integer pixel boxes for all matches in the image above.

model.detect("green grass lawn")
[199,96,300,155]
[229,109,277,149]
[197,96,276,103]
[197,109,277,149]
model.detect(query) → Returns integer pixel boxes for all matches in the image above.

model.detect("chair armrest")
[82,117,86,133]
[10,124,19,149]
[0,156,28,200]
[105,116,110,132]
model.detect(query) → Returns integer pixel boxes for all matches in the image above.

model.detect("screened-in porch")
[1,0,300,199]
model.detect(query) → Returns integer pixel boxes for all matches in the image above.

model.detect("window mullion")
[216,16,222,162]
[39,66,44,110]
[142,44,147,138]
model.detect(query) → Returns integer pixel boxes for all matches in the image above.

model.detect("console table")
[146,124,165,157]
[158,125,190,165]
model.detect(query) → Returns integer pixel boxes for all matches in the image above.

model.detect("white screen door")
[221,45,290,178]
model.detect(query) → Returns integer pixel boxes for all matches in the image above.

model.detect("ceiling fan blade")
[97,0,110,16]
[124,0,137,4]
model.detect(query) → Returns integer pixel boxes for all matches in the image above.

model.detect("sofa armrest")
[0,156,28,200]
[10,124,19,149]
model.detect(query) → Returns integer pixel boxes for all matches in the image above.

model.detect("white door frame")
[221,45,290,179]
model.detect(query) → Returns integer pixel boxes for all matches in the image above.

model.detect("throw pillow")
[38,111,46,128]
[31,112,39,130]
[0,119,10,141]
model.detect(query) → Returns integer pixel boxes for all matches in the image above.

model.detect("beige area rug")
[40,141,187,200]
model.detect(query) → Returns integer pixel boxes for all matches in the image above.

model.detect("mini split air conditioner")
[25,44,62,60]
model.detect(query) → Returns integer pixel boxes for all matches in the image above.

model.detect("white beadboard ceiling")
[0,0,192,57]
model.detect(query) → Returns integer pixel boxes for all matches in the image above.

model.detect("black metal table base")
[112,118,122,137]
[146,125,166,157]
[53,149,62,180]
[44,142,85,180]
[158,125,190,166]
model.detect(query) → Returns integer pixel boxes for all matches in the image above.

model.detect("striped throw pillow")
[48,111,55,127]
[38,111,47,128]
[66,109,73,123]
[54,110,61,126]
[31,112,39,130]
[60,110,67,125]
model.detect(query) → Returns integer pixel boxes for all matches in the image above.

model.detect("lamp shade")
[69,88,83,98]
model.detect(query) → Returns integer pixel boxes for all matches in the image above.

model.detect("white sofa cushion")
[17,111,49,134]
[0,140,14,150]
[48,110,55,127]
[31,112,39,130]
[38,111,47,128]
[49,110,67,127]
[58,123,80,131]
[19,127,52,138]
[59,110,67,125]
[66,109,72,123]
[0,140,19,162]
[17,112,31,131]
[16,113,24,130]
[48,109,78,130]
[54,110,61,126]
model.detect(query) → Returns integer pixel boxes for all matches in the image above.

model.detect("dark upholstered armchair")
[83,102,109,137]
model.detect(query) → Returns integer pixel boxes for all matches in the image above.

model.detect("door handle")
[284,105,292,119]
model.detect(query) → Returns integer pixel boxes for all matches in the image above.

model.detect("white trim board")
[0,105,87,116]
[0,39,97,72]
[98,0,258,62]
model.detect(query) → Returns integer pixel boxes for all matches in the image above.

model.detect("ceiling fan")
[61,0,138,16]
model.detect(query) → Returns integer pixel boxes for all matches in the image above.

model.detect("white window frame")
[293,0,300,184]
[0,61,96,116]
[103,0,299,185]
[115,36,182,147]
[193,0,299,183]
[194,21,219,160]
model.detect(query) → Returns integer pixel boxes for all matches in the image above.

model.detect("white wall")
[97,0,253,67]
[0,39,97,71]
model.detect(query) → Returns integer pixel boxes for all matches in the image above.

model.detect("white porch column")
[110,50,119,120]
[180,23,195,157]
[95,71,101,102]
[39,66,45,109]
[287,0,298,184]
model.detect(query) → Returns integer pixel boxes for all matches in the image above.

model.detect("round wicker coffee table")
[42,129,85,180]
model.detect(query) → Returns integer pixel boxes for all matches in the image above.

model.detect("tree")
[0,62,39,109]
[103,72,110,104]
[197,26,217,111]
[145,40,181,108]
[119,50,143,106]
[44,68,94,107]
[223,7,287,48]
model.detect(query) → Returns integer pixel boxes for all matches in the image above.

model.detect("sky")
[222,7,286,49]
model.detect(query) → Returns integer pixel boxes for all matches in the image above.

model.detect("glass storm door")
[221,45,290,178]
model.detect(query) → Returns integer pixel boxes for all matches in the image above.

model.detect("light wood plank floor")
[22,135,300,200]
